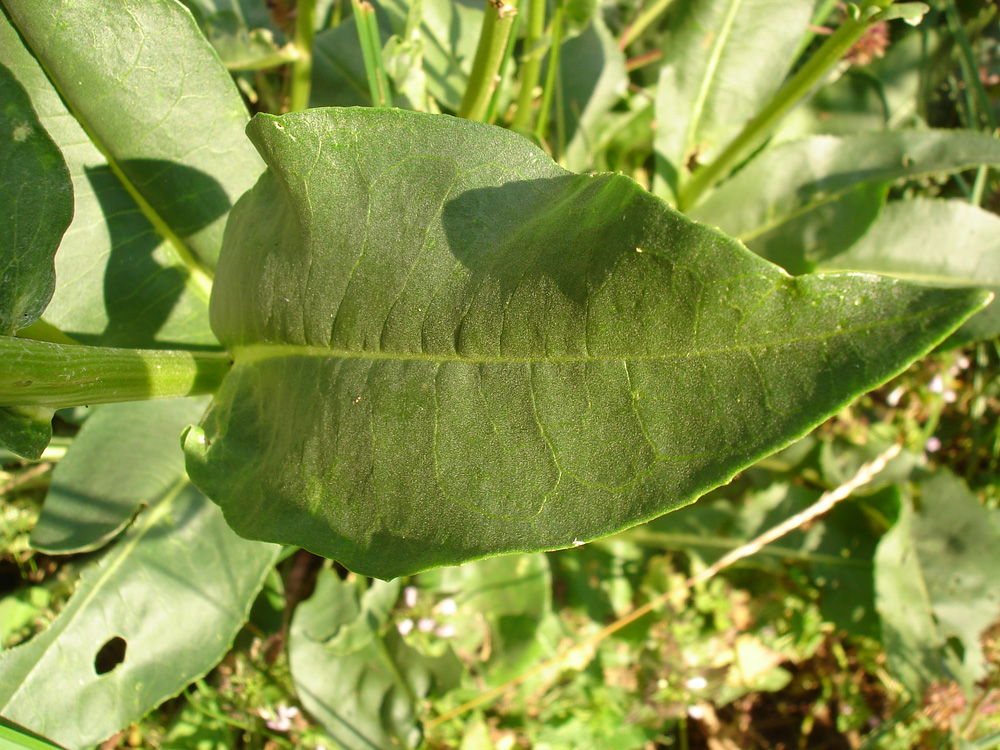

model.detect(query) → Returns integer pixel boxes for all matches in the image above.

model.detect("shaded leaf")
[0,463,280,748]
[3,0,265,268]
[0,62,72,337]
[289,569,462,750]
[653,0,813,200]
[311,19,375,108]
[875,471,1000,695]
[818,198,1000,347]
[184,107,988,579]
[0,406,54,462]
[689,131,1000,274]
[30,399,210,554]
[0,11,216,348]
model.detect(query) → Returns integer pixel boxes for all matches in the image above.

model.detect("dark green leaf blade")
[184,108,989,579]
[0,62,72,336]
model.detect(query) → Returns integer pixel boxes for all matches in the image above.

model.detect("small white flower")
[685,676,708,690]
[435,624,456,638]
[943,390,957,404]
[925,436,942,453]
[397,618,414,636]
[928,374,944,394]
[403,586,418,608]
[957,355,971,370]
[687,705,706,720]
[417,617,436,632]
[436,598,457,616]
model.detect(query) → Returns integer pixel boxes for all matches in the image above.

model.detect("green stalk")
[679,0,894,211]
[352,0,391,106]
[533,0,565,143]
[619,0,676,51]
[0,338,231,409]
[458,0,520,121]
[289,0,316,111]
[942,0,997,132]
[510,0,546,131]
[484,7,521,122]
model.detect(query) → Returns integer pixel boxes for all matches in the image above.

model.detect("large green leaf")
[0,404,281,750]
[875,471,1000,695]
[183,107,988,580]
[0,0,266,349]
[688,131,1000,274]
[288,569,462,750]
[30,399,209,554]
[0,61,72,458]
[653,0,813,200]
[818,198,1000,347]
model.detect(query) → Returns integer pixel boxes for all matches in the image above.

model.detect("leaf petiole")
[0,337,231,410]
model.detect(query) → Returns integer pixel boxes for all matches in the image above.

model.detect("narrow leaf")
[3,0,265,269]
[653,0,813,199]
[0,403,280,750]
[689,131,1000,273]
[289,569,462,750]
[818,198,1000,346]
[184,108,988,579]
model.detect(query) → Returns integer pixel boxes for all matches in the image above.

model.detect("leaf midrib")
[230,304,965,365]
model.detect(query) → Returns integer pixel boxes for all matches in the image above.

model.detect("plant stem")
[352,0,391,106]
[678,0,894,211]
[0,337,231,409]
[458,0,520,122]
[619,0,676,51]
[484,7,522,122]
[533,0,565,143]
[289,0,316,111]
[510,0,547,131]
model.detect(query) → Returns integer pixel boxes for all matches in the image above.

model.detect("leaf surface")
[875,471,1000,695]
[184,107,988,579]
[0,402,280,750]
[2,0,265,269]
[0,62,72,337]
[653,0,813,199]
[0,61,72,458]
[289,569,462,750]
[30,400,209,554]
[0,10,217,348]
[818,198,1000,346]
[689,131,1000,274]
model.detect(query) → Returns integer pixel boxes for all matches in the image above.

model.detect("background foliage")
[1,0,1000,748]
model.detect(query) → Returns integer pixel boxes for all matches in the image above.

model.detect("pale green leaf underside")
[184,108,988,579]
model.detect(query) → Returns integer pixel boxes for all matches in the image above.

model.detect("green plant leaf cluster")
[1,0,999,746]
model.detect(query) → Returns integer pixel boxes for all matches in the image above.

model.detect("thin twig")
[0,462,53,496]
[426,442,902,729]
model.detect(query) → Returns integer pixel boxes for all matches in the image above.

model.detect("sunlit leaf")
[184,108,988,579]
